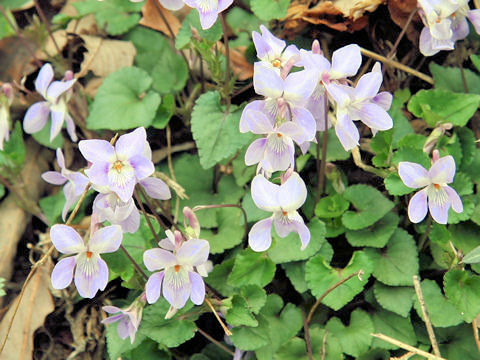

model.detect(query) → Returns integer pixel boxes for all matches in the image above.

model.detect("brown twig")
[204,298,232,336]
[196,326,235,356]
[371,333,446,360]
[120,245,148,280]
[136,186,169,230]
[472,318,480,356]
[386,9,417,61]
[413,275,441,358]
[133,188,161,244]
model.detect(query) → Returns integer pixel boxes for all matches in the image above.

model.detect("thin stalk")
[34,0,63,63]
[459,59,469,93]
[204,298,232,336]
[418,216,432,250]
[386,9,417,60]
[303,309,314,360]
[136,186,169,230]
[219,13,231,111]
[315,134,321,204]
[133,188,161,244]
[196,327,235,356]
[370,333,446,360]
[120,245,148,280]
[151,197,182,232]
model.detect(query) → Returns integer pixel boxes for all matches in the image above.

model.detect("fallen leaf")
[35,30,68,59]
[139,0,181,36]
[0,260,55,360]
[0,36,36,82]
[388,0,420,44]
[66,14,99,35]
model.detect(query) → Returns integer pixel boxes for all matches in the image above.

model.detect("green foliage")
[444,269,480,322]
[226,7,262,33]
[389,89,414,146]
[152,94,175,129]
[228,249,276,288]
[457,127,476,170]
[205,258,236,297]
[0,8,15,40]
[371,309,416,350]
[176,11,223,49]
[384,173,413,196]
[0,277,5,297]
[86,67,161,130]
[365,229,419,286]
[39,190,66,225]
[392,146,430,168]
[305,251,373,310]
[430,63,480,94]
[32,121,63,149]
[309,128,351,161]
[250,0,290,21]
[191,91,253,169]
[106,322,146,360]
[314,193,349,218]
[373,282,414,318]
[407,89,480,127]
[341,184,394,230]
[226,285,267,327]
[346,212,399,248]
[0,122,26,175]
[282,261,308,293]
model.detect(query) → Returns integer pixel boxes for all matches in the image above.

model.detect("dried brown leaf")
[0,36,36,82]
[35,30,68,59]
[0,260,55,360]
[139,0,181,36]
[388,0,421,44]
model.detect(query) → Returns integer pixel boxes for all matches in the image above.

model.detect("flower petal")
[248,217,273,252]
[444,185,463,213]
[50,224,85,254]
[89,225,123,254]
[240,108,274,135]
[23,101,50,134]
[139,177,171,200]
[56,148,65,168]
[51,256,76,289]
[354,71,382,100]
[355,103,393,131]
[177,239,210,267]
[129,155,154,180]
[119,206,140,234]
[253,63,283,99]
[291,218,310,250]
[163,267,191,309]
[146,271,164,304]
[428,196,449,224]
[79,139,115,163]
[64,113,78,142]
[50,110,65,142]
[115,127,147,160]
[251,174,280,212]
[143,248,177,271]
[278,172,307,212]
[74,257,107,298]
[158,0,185,10]
[429,155,455,184]
[189,272,205,305]
[398,162,430,189]
[408,189,428,223]
[283,70,317,105]
[335,111,359,151]
[468,9,480,35]
[330,44,361,79]
[42,171,67,185]
[85,161,110,187]
[245,138,267,166]
[259,24,286,57]
[46,79,75,102]
[35,63,54,97]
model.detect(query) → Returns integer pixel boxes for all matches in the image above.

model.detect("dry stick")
[413,275,442,358]
[304,270,364,359]
[386,9,417,61]
[320,329,328,360]
[472,318,480,355]
[371,333,446,360]
[0,4,42,67]
[196,326,235,356]
[133,188,161,244]
[204,298,232,336]
[120,245,148,280]
[219,13,231,111]
[192,204,248,240]
[359,47,434,85]
[33,0,62,60]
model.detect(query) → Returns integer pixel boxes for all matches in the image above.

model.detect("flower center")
[174,265,181,273]
[113,160,123,172]
[434,183,440,190]
[86,251,93,259]
[272,59,281,68]
[277,133,282,138]
[282,211,287,216]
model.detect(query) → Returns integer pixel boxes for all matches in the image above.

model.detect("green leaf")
[341,184,394,230]
[191,91,253,169]
[357,349,390,360]
[371,130,393,167]
[346,212,399,248]
[451,172,473,196]
[2,0,31,10]
[268,218,328,263]
[250,0,290,21]
[202,206,245,254]
[326,309,374,357]
[175,11,223,49]
[205,258,236,297]
[448,195,475,224]
[390,89,414,146]
[0,122,26,174]
[282,262,308,293]
[430,63,480,94]
[73,0,142,35]
[457,127,476,170]
[228,249,276,288]
[373,282,414,317]
[105,319,145,359]
[371,309,416,350]
[86,67,160,130]
[0,8,15,40]
[471,54,480,72]
[226,7,262,33]
[305,251,373,311]
[412,279,463,327]
[32,121,64,149]
[233,147,256,187]
[309,128,351,162]
[126,27,188,95]
[229,314,270,350]
[242,191,269,222]
[436,325,479,360]
[463,245,480,264]
[407,89,480,127]
[384,173,414,196]
[226,296,259,327]
[39,190,65,226]
[364,228,419,286]
[396,133,426,150]
[392,146,430,169]
[314,194,350,218]
[444,269,480,322]
[152,94,175,129]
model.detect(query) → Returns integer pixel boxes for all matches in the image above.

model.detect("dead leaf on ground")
[388,0,421,44]
[66,14,99,35]
[140,0,181,36]
[0,36,36,82]
[0,260,55,360]
[284,0,384,35]
[35,29,68,59]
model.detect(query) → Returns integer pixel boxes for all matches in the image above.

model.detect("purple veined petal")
[253,63,284,99]
[102,305,122,315]
[46,79,76,102]
[177,239,210,267]
[239,100,269,133]
[158,0,185,10]
[334,111,359,151]
[163,267,191,309]
[74,257,103,298]
[146,271,165,304]
[217,0,233,12]
[468,9,480,35]
[273,214,297,238]
[398,162,430,189]
[283,70,317,105]
[408,188,428,223]
[51,256,76,289]
[56,148,65,169]
[64,113,78,142]
[85,161,110,187]
[324,83,351,107]
[119,205,140,233]
[102,313,124,325]
[373,92,392,111]
[330,44,362,79]
[115,127,147,160]
[259,24,286,58]
[248,217,273,252]
[428,192,450,224]
[356,103,393,131]
[23,101,50,134]
[50,110,65,142]
[143,248,177,272]
[277,172,307,212]
[35,63,54,97]
[92,258,110,293]
[50,224,85,254]
[429,155,455,184]
[305,95,327,131]
[197,9,219,30]
[277,121,309,145]
[419,26,440,56]
[264,135,295,172]
[116,318,130,340]
[89,225,123,254]
[129,155,155,180]
[354,72,382,100]
[245,138,267,166]
[62,182,77,221]
[70,172,90,196]
[291,107,316,142]
[291,218,310,250]
[79,139,115,163]
[252,30,271,60]
[251,174,280,212]
[444,185,463,213]
[240,109,274,135]
[299,49,330,72]
[189,271,205,305]
[451,17,469,41]
[282,44,301,64]
[42,171,67,185]
[109,175,136,203]
[139,177,171,200]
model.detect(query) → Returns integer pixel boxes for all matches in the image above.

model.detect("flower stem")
[120,244,148,280]
[204,298,232,336]
[133,188,161,244]
[196,326,234,356]
[418,216,432,251]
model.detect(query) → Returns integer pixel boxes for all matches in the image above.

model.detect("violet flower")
[79,127,154,203]
[398,150,463,224]
[50,224,122,298]
[183,0,233,29]
[249,172,310,252]
[93,191,140,233]
[23,63,77,142]
[144,235,209,310]
[41,149,89,221]
[0,83,13,151]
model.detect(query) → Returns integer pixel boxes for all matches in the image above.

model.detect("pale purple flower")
[79,127,154,203]
[183,0,233,29]
[41,149,89,221]
[50,224,122,298]
[93,191,140,233]
[144,236,209,309]
[398,151,463,224]
[23,63,77,142]
[249,172,310,252]
[102,294,146,344]
[252,25,300,73]
[0,83,13,151]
